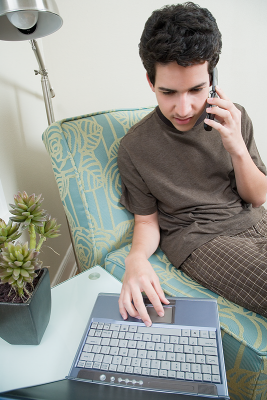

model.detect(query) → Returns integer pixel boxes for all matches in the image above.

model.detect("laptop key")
[200,330,209,338]
[133,366,142,374]
[84,361,93,368]
[151,369,159,376]
[128,340,137,348]
[157,351,166,360]
[212,365,220,375]
[206,356,219,365]
[110,324,120,331]
[129,325,137,333]
[202,364,211,374]
[125,332,134,340]
[136,341,146,349]
[86,337,101,345]
[168,370,176,378]
[159,370,168,377]
[119,347,128,356]
[146,342,155,350]
[155,343,164,351]
[161,361,170,370]
[185,372,194,380]
[194,373,202,381]
[80,352,94,361]
[100,363,109,371]
[151,360,161,369]
[198,338,217,347]
[141,359,151,368]
[203,347,218,356]
[170,362,180,371]
[147,350,157,359]
[170,336,179,344]
[137,349,147,358]
[94,354,104,363]
[152,334,161,342]
[203,374,212,382]
[131,358,141,367]
[109,347,119,356]
[112,356,122,364]
[143,333,152,341]
[128,348,137,357]
[120,325,129,332]
[161,335,170,343]
[142,368,150,375]
[176,353,185,362]
[77,360,86,368]
[103,355,112,364]
[212,374,221,383]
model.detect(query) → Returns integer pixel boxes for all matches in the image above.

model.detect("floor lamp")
[0,0,80,271]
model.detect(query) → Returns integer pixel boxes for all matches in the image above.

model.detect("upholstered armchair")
[43,107,267,399]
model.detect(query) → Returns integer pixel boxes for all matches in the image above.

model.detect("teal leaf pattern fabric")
[43,107,267,400]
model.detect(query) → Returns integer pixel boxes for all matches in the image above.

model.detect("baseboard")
[51,244,77,287]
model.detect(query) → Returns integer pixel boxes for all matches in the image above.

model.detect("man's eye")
[162,91,174,95]
[191,88,203,93]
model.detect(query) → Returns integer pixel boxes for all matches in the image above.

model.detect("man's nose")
[174,94,192,117]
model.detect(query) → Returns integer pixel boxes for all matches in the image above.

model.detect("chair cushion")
[105,245,267,399]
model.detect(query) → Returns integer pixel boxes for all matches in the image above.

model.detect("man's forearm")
[127,211,160,261]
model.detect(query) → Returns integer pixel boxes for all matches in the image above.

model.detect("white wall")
[0,0,266,282]
[43,0,267,176]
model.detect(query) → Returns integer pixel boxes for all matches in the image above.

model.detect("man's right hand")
[118,251,169,326]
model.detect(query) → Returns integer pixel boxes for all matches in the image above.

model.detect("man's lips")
[173,116,192,125]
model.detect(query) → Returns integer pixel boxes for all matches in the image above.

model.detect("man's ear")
[146,73,155,92]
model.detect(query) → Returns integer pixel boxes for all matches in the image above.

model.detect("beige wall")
[0,0,266,282]
[0,38,71,283]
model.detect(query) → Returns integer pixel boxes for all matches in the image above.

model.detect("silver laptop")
[67,293,229,399]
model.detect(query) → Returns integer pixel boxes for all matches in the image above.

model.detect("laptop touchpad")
[146,306,174,324]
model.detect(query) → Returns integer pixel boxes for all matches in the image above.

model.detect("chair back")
[42,107,154,270]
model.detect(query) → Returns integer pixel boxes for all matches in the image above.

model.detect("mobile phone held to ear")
[204,67,218,131]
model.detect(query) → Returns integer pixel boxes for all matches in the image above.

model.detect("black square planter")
[0,268,51,345]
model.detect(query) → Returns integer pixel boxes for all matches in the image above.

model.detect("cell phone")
[204,67,218,131]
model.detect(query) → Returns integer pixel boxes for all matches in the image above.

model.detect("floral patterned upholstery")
[43,107,267,400]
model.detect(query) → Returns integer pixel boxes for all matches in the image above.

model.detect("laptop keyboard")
[76,321,221,384]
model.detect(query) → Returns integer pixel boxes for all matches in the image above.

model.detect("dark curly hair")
[139,2,222,85]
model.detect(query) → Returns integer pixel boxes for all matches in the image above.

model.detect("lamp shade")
[0,0,63,41]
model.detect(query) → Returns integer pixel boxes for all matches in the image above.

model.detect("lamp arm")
[30,39,55,125]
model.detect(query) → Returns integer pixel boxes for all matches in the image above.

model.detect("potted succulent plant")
[0,191,60,345]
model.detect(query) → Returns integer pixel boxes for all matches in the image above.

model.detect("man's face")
[148,61,210,132]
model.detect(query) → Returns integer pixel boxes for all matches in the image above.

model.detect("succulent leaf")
[0,219,21,248]
[0,242,42,298]
[9,192,46,228]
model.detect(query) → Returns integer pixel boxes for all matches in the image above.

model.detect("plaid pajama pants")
[181,210,267,318]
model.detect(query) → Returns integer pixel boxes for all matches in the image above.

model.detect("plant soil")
[0,269,44,304]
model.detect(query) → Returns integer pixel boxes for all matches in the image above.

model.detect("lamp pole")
[30,39,81,271]
[30,39,55,125]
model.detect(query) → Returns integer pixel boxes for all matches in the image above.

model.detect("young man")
[117,2,267,327]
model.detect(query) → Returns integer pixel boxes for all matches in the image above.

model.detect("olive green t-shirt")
[118,105,266,268]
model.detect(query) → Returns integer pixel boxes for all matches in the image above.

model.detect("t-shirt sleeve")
[118,142,157,215]
[240,105,267,175]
